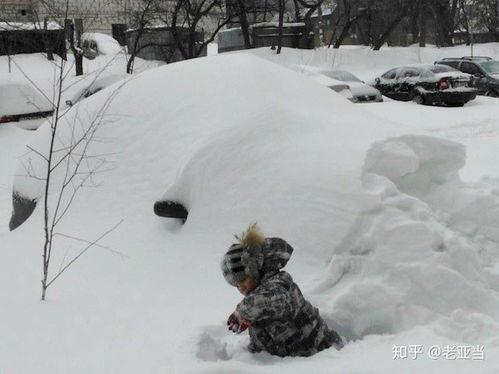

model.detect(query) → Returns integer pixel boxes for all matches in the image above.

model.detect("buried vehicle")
[306,72,355,102]
[373,64,477,106]
[0,83,53,128]
[65,74,130,107]
[320,70,383,103]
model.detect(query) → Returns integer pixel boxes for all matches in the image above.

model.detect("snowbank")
[81,32,123,55]
[315,135,499,346]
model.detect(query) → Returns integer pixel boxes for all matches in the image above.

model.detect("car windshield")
[381,68,398,79]
[429,65,459,73]
[325,71,362,82]
[479,61,499,74]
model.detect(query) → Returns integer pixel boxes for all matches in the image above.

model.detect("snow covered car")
[0,83,53,126]
[435,56,499,97]
[81,32,122,59]
[373,64,477,106]
[306,72,355,102]
[319,70,383,103]
[65,74,130,107]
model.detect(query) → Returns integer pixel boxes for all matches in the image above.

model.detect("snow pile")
[314,134,499,346]
[13,53,405,263]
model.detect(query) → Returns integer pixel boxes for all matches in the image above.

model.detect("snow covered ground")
[1,43,499,373]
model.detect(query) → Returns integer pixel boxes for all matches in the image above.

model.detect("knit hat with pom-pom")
[221,224,265,286]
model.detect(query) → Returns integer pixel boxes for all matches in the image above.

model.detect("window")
[20,9,27,16]
[434,62,459,71]
[382,68,398,79]
[460,62,481,75]
[399,68,421,78]
[479,61,499,74]
[438,61,459,69]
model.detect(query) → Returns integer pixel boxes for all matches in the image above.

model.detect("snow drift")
[316,135,499,346]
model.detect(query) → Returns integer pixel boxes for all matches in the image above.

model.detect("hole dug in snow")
[197,326,230,362]
[317,135,499,343]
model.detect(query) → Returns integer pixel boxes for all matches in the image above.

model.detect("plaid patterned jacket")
[237,238,340,357]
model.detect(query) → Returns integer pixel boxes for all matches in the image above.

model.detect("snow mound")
[314,135,499,344]
[81,32,122,55]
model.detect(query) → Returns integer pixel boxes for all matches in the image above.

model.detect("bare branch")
[46,220,124,288]
[53,232,127,258]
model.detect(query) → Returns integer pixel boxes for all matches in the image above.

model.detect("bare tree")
[126,0,156,74]
[472,0,499,40]
[38,64,124,299]
[294,0,328,46]
[169,0,232,59]
[7,5,126,300]
[429,0,459,46]
[327,0,366,48]
[232,0,252,48]
[276,0,286,53]
[355,0,411,50]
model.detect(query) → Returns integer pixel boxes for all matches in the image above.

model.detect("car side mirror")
[375,77,380,85]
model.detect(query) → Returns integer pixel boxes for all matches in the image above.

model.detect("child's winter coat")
[235,237,342,357]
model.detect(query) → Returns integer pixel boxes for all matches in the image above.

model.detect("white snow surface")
[2,44,499,373]
[0,83,53,115]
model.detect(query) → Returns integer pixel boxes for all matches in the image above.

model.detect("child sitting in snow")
[221,224,344,357]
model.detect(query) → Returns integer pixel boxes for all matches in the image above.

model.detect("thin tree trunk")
[419,0,427,47]
[333,14,364,48]
[236,0,252,48]
[44,17,54,61]
[373,15,405,50]
[276,0,285,54]
[68,21,83,76]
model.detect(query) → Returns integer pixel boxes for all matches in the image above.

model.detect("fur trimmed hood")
[221,225,293,285]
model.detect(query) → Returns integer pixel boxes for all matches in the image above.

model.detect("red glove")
[227,310,249,334]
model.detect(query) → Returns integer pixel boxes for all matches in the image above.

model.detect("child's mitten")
[227,310,249,334]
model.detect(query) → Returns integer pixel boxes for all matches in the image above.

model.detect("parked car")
[65,74,129,107]
[0,83,53,126]
[306,72,355,102]
[319,70,383,103]
[81,32,122,59]
[435,56,499,97]
[373,64,477,106]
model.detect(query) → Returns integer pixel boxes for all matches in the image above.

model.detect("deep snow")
[1,44,499,374]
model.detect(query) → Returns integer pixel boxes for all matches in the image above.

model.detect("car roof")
[438,56,492,62]
[385,64,444,72]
